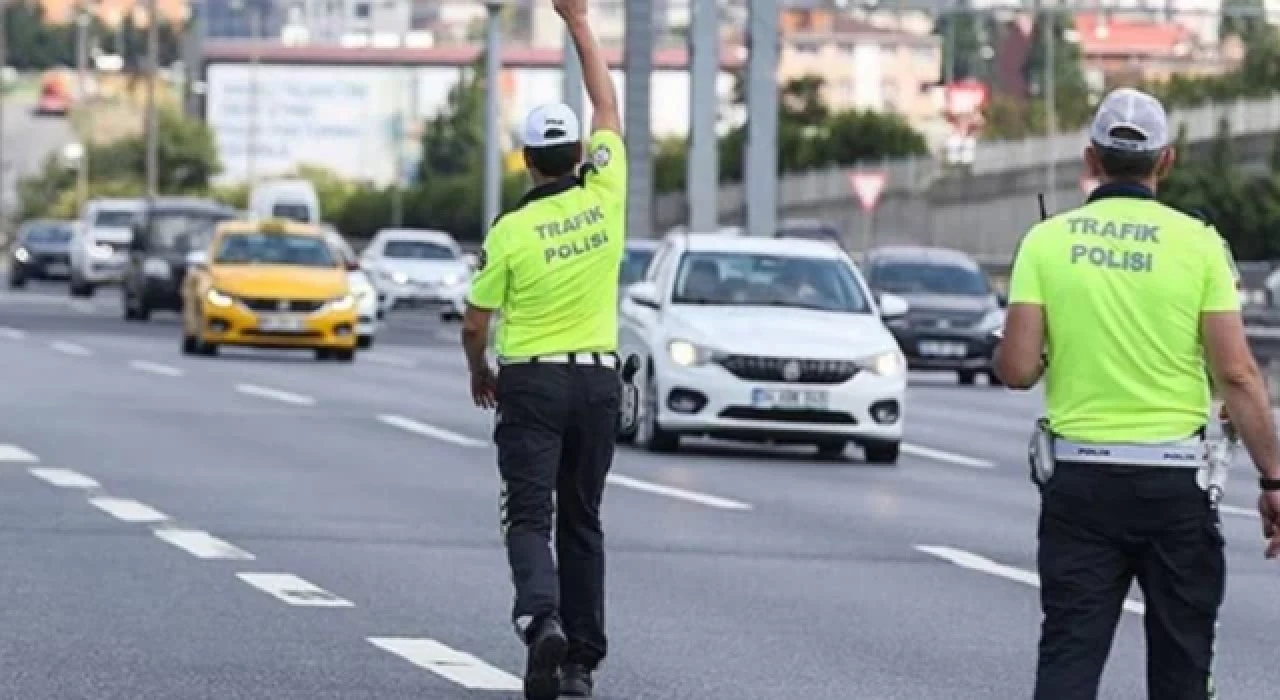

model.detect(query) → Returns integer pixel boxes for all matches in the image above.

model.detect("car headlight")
[667,339,717,367]
[442,272,463,287]
[12,247,29,262]
[860,350,905,377]
[978,308,1005,331]
[205,288,234,308]
[389,270,409,285]
[90,243,114,260]
[327,294,355,312]
[353,284,373,301]
[142,257,170,278]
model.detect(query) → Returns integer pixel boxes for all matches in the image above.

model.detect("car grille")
[908,312,983,330]
[715,355,860,384]
[239,297,326,313]
[719,407,856,424]
[37,253,70,265]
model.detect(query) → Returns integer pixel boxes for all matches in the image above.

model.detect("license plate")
[45,263,68,275]
[258,314,306,332]
[919,341,967,357]
[751,388,829,409]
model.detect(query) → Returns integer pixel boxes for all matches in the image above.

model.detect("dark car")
[621,239,660,288]
[775,218,843,247]
[8,219,74,288]
[865,245,1006,386]
[122,198,238,321]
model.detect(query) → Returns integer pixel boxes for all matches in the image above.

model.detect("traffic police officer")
[997,87,1280,700]
[460,1,623,698]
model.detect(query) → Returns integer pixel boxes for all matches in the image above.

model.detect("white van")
[249,179,320,224]
[69,197,145,297]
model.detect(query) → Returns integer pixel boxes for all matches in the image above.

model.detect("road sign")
[850,171,887,212]
[1080,175,1099,195]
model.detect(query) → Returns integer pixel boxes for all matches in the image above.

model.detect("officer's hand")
[1258,491,1280,559]
[552,0,587,21]
[470,365,497,409]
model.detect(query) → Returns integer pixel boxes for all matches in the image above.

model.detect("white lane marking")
[902,444,995,469]
[1219,504,1258,519]
[29,468,99,489]
[0,326,26,339]
[606,473,753,511]
[365,353,417,368]
[235,383,316,406]
[377,414,490,448]
[130,360,184,377]
[236,573,354,607]
[916,544,1145,615]
[50,340,92,356]
[0,444,39,462]
[369,638,523,691]
[154,528,256,560]
[89,497,170,523]
[70,300,96,314]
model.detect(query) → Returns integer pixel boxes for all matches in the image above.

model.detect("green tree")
[418,53,486,181]
[1221,0,1271,45]
[933,5,998,82]
[1023,14,1092,131]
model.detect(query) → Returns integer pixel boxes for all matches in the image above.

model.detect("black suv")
[122,198,238,321]
[865,245,1006,386]
[8,219,74,287]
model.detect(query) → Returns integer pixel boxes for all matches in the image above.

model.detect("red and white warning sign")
[849,171,887,212]
[1080,175,1099,195]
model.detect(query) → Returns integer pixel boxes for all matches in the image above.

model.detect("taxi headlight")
[668,339,715,367]
[861,350,905,377]
[205,288,234,308]
[142,257,170,278]
[978,309,1005,331]
[90,243,114,260]
[13,247,29,262]
[326,294,355,312]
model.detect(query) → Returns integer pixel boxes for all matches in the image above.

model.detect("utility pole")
[76,2,90,210]
[0,0,7,232]
[745,0,778,237]
[560,28,582,116]
[624,0,653,244]
[144,0,159,200]
[482,1,502,236]
[246,0,261,187]
[687,0,718,232]
[1043,7,1057,213]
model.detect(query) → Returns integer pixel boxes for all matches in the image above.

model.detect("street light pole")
[76,3,91,210]
[246,0,261,187]
[144,0,159,200]
[0,0,8,231]
[482,1,502,236]
[1043,8,1056,213]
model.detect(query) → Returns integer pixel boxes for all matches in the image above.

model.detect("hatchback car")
[122,198,238,320]
[8,219,74,287]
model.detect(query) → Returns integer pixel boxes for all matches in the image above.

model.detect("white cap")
[1089,88,1170,153]
[521,103,582,148]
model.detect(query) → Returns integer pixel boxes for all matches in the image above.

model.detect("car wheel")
[198,340,218,357]
[864,441,901,465]
[815,439,848,459]
[124,296,150,321]
[357,335,373,350]
[315,349,332,361]
[70,278,94,297]
[8,274,25,289]
[181,333,198,355]
[986,370,1003,387]
[957,370,976,386]
[636,367,679,453]
[333,348,356,363]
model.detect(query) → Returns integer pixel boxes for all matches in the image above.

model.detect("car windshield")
[672,251,871,313]
[213,232,337,268]
[620,248,655,286]
[94,210,136,228]
[148,210,233,252]
[383,240,457,260]
[271,202,313,223]
[22,223,72,244]
[871,262,990,296]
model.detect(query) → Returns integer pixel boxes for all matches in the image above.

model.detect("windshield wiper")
[674,297,727,305]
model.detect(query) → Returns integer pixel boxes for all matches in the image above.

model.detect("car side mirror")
[185,250,208,269]
[628,281,660,310]
[879,292,909,320]
[996,292,1008,308]
[345,259,360,271]
[129,224,147,252]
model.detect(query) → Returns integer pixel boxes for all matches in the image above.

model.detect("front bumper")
[654,361,905,443]
[889,325,997,371]
[197,303,359,350]
[382,280,467,312]
[12,253,71,279]
[356,293,379,336]
[141,276,184,310]
[80,255,128,284]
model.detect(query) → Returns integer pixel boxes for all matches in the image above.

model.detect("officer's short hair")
[1088,88,1169,180]
[1092,128,1163,179]
[524,142,583,179]
[521,103,584,179]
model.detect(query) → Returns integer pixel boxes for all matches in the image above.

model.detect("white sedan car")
[360,228,471,320]
[619,233,910,463]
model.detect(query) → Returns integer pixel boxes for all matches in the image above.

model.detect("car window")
[93,210,136,228]
[645,243,672,282]
[21,223,72,244]
[148,210,234,252]
[672,251,871,313]
[382,240,457,260]
[271,202,313,223]
[620,247,655,286]
[213,232,337,268]
[870,261,990,296]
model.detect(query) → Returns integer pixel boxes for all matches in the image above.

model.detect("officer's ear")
[1155,147,1177,180]
[1083,145,1103,178]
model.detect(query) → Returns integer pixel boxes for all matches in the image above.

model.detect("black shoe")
[523,618,567,700]
[560,663,594,697]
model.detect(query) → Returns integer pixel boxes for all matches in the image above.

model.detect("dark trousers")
[1034,463,1226,700]
[494,362,620,670]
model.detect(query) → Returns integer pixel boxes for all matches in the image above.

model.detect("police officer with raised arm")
[997,87,1280,700]
[459,1,624,698]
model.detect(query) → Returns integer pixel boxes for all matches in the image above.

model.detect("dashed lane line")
[129,360,184,377]
[235,383,316,406]
[88,497,171,524]
[70,300,96,314]
[377,414,489,449]
[50,340,92,356]
[0,326,26,339]
[606,473,754,511]
[0,444,39,462]
[369,637,523,691]
[915,544,1146,616]
[902,444,995,469]
[29,468,99,489]
[1219,504,1258,519]
[236,573,355,607]
[154,528,256,560]
[364,353,418,368]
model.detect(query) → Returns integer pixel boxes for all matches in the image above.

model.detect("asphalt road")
[0,95,75,220]
[1,279,1278,699]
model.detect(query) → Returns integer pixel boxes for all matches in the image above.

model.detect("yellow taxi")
[180,219,360,361]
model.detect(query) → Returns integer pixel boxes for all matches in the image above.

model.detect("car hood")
[663,305,898,358]
[88,226,133,244]
[377,259,469,283]
[890,292,998,326]
[210,266,348,299]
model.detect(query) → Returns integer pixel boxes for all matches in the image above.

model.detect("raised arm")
[555,0,620,135]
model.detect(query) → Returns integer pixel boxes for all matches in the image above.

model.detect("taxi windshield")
[213,232,337,268]
[383,240,457,260]
[672,251,871,313]
[872,262,989,296]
